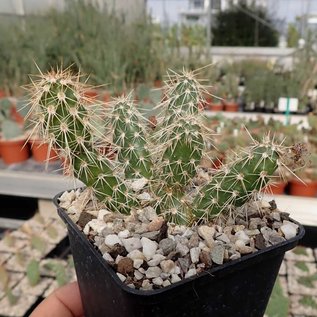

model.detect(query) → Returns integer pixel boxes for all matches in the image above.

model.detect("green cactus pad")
[193,144,280,219]
[111,96,152,179]
[161,119,204,187]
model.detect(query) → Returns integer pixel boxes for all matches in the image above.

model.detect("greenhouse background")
[0,1,317,317]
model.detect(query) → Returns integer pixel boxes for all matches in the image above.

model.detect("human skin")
[30,282,84,317]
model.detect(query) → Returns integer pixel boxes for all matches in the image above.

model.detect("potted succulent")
[287,116,317,197]
[0,98,30,164]
[26,68,305,317]
[204,85,224,112]
[288,152,317,197]
[221,72,239,112]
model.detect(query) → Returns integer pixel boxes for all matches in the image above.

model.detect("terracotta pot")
[84,90,98,100]
[224,102,239,112]
[208,103,224,112]
[30,140,59,162]
[10,105,24,125]
[153,79,163,88]
[289,179,317,197]
[0,138,30,164]
[103,91,111,103]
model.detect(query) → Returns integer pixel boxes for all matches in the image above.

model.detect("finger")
[30,281,83,317]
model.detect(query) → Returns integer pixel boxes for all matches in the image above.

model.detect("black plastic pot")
[54,193,305,317]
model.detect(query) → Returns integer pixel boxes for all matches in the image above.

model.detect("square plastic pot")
[54,193,304,317]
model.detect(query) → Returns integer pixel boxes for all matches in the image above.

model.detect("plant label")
[278,98,298,112]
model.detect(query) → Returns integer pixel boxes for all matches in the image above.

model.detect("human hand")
[30,281,84,317]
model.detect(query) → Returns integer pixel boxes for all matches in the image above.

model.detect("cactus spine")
[110,94,152,179]
[28,68,305,225]
[153,71,207,224]
[193,136,284,220]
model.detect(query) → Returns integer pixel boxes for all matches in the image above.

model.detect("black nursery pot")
[54,193,305,317]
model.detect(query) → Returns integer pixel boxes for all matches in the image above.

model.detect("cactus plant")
[27,68,306,225]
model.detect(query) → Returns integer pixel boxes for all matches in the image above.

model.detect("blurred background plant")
[0,0,317,116]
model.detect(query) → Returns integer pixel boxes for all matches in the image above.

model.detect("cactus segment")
[111,95,152,179]
[28,69,132,212]
[161,119,204,187]
[193,141,281,219]
[36,79,93,154]
[157,70,207,188]
[152,70,208,222]
[164,72,202,118]
[72,152,131,212]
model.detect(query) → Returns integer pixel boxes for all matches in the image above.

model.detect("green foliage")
[0,16,49,95]
[293,246,308,256]
[298,274,317,288]
[67,256,75,268]
[295,261,310,272]
[265,278,289,317]
[212,2,278,47]
[244,69,284,105]
[0,265,19,305]
[0,99,23,139]
[30,235,46,254]
[53,263,68,287]
[287,23,300,48]
[27,67,304,224]
[0,0,168,93]
[299,295,317,309]
[5,288,19,306]
[0,265,9,289]
[286,35,317,108]
[26,259,40,287]
[44,261,69,287]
